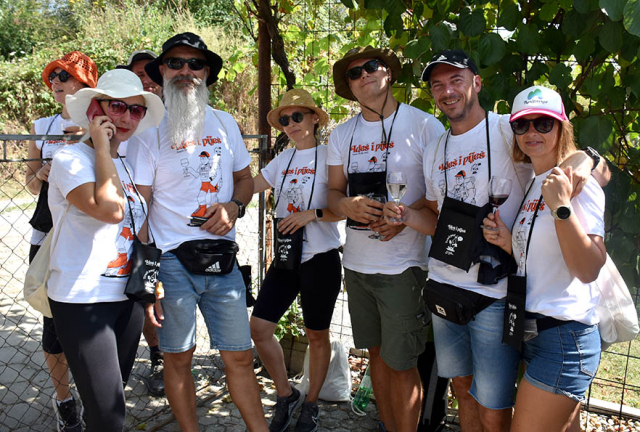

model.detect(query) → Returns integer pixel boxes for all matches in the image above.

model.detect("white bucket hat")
[66,69,164,138]
[510,85,568,123]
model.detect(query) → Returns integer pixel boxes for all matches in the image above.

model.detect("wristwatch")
[230,199,246,218]
[582,146,601,172]
[314,208,324,220]
[551,204,573,221]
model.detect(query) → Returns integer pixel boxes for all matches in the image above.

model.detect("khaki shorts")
[344,267,429,371]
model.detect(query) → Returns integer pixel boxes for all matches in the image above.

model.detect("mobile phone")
[86,98,105,121]
[188,216,209,227]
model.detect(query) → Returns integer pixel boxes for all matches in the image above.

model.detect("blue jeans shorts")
[432,299,520,410]
[522,319,601,402]
[156,252,252,353]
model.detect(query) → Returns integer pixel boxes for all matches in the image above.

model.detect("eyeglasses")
[48,70,71,84]
[278,111,311,127]
[345,59,386,81]
[97,99,148,121]
[510,117,556,135]
[163,57,206,71]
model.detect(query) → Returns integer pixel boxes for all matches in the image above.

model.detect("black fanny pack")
[424,279,497,325]
[273,218,304,270]
[429,196,492,271]
[171,239,238,275]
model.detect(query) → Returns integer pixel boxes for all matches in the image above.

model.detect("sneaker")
[52,396,83,432]
[295,401,319,432]
[269,385,304,432]
[145,351,165,396]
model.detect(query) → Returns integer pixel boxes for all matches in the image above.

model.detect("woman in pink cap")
[482,86,606,431]
[24,50,98,432]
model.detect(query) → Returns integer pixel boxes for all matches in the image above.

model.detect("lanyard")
[118,155,153,242]
[346,103,401,175]
[273,144,318,214]
[512,178,543,277]
[442,111,491,198]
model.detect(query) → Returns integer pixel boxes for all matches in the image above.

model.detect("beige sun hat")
[267,89,329,131]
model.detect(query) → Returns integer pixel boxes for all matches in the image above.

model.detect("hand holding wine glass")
[387,171,407,222]
[483,176,512,232]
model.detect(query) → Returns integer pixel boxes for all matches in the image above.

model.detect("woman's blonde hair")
[512,119,577,164]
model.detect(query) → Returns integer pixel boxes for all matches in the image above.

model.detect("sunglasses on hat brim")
[345,59,387,81]
[278,111,313,127]
[97,99,148,121]
[163,57,206,71]
[49,70,71,84]
[510,116,556,135]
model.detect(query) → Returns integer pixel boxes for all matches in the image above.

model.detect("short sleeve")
[574,177,605,238]
[261,154,281,188]
[126,129,157,186]
[327,127,345,167]
[49,148,95,198]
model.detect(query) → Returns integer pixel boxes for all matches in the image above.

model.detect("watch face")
[557,206,571,219]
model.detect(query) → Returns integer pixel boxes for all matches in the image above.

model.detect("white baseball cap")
[510,86,568,122]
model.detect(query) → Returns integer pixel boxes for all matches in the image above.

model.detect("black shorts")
[252,248,342,331]
[30,243,63,354]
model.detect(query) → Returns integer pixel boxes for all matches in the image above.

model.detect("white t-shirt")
[327,103,445,274]
[261,145,341,263]
[30,115,78,245]
[424,112,532,299]
[514,172,605,324]
[126,106,252,252]
[47,143,147,303]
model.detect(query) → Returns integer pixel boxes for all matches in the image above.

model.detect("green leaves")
[478,33,505,66]
[404,37,431,59]
[497,1,519,31]
[579,116,615,151]
[600,19,624,53]
[516,23,540,54]
[600,0,626,21]
[430,23,452,52]
[624,0,640,37]
[459,8,486,37]
[549,63,573,89]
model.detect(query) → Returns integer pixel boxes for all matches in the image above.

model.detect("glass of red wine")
[489,177,512,213]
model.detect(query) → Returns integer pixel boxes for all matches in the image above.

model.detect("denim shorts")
[522,319,601,402]
[156,252,252,353]
[432,299,520,410]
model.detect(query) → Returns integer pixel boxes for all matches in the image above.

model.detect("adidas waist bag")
[171,239,239,275]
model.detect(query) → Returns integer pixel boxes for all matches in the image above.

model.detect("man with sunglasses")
[126,33,267,432]
[389,49,610,432]
[327,46,445,432]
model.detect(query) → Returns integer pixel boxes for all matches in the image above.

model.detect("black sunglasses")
[97,99,148,121]
[510,117,556,135]
[48,70,71,84]
[278,111,312,127]
[163,57,206,71]
[345,59,386,81]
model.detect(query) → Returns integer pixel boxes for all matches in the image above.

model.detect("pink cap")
[510,86,568,122]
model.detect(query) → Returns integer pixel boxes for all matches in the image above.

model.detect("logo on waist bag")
[445,233,464,256]
[436,305,447,316]
[205,262,221,273]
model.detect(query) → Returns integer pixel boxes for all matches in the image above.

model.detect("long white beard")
[163,75,210,145]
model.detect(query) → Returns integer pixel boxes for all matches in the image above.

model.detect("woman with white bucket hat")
[45,68,163,431]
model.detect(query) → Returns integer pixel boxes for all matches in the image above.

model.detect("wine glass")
[387,171,407,222]
[489,177,512,213]
[368,194,387,240]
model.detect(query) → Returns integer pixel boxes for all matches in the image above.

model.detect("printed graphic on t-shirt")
[276,165,316,214]
[176,143,224,218]
[347,141,393,174]
[514,197,545,272]
[103,182,145,278]
[437,150,486,205]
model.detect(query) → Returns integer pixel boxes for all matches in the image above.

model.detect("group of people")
[25,30,611,432]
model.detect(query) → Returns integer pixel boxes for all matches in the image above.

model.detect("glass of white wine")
[387,171,407,222]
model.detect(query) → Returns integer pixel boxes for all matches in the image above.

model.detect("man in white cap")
[327,46,445,432]
[126,32,267,432]
[389,49,610,432]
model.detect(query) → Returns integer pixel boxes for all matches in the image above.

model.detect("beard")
[163,74,210,145]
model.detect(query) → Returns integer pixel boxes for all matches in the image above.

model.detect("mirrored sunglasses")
[345,59,386,81]
[48,70,71,84]
[278,111,311,127]
[97,99,148,121]
[163,57,206,71]
[510,117,556,135]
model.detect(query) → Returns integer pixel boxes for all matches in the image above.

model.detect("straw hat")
[333,46,402,101]
[66,69,165,138]
[266,89,329,131]
[42,51,98,90]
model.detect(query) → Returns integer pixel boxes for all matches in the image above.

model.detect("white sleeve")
[49,149,95,198]
[423,134,443,202]
[126,131,157,186]
[573,177,605,238]
[260,154,281,188]
[327,128,345,167]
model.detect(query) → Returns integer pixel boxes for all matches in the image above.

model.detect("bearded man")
[126,32,267,432]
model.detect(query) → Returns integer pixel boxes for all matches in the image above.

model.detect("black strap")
[273,144,318,214]
[511,178,543,277]
[118,155,153,242]
[443,111,491,197]
[346,103,401,175]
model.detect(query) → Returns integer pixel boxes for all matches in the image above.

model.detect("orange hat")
[42,51,98,90]
[199,151,210,157]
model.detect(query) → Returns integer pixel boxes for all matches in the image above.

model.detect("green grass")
[591,337,640,408]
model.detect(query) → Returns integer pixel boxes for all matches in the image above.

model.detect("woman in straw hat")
[45,68,164,431]
[24,50,98,432]
[483,86,606,431]
[251,89,343,432]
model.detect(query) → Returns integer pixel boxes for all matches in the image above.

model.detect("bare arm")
[384,197,439,235]
[253,172,271,194]
[25,124,47,195]
[560,150,611,194]
[136,185,152,244]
